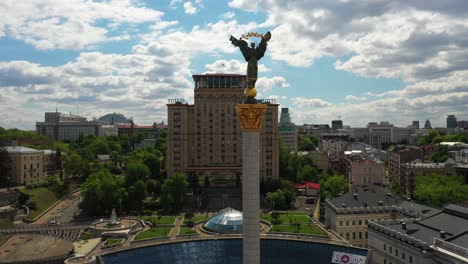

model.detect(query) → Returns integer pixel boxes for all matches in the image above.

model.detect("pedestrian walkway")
[170,217,183,239]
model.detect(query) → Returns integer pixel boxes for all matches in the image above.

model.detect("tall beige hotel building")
[166,74,279,184]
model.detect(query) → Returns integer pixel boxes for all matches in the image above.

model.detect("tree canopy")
[414,174,468,207]
[320,174,349,200]
[298,136,318,151]
[160,173,188,213]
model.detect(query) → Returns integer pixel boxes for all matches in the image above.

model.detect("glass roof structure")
[204,208,243,234]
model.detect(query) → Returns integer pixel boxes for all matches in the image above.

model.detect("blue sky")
[0,0,467,129]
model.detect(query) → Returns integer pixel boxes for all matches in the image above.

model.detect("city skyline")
[1,0,468,129]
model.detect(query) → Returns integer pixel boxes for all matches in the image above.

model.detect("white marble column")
[236,103,266,264]
[242,131,260,264]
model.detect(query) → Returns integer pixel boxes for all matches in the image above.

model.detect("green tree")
[80,170,119,216]
[143,154,161,180]
[297,165,318,183]
[320,175,349,200]
[146,179,161,195]
[430,145,449,163]
[414,174,468,207]
[109,151,120,165]
[160,173,188,213]
[134,180,147,210]
[63,153,84,178]
[298,137,317,151]
[125,162,150,186]
[266,189,296,210]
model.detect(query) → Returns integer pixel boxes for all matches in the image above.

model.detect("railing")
[432,238,468,258]
[257,99,277,104]
[168,99,187,104]
[0,223,90,234]
[368,220,429,249]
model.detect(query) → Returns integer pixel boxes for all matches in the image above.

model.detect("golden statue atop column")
[230,31,271,103]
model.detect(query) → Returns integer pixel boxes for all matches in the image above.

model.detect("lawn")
[178,227,197,236]
[135,228,171,240]
[261,212,311,224]
[21,187,60,219]
[79,231,92,240]
[139,215,177,225]
[104,238,124,246]
[269,224,327,236]
[0,219,13,228]
[183,214,208,225]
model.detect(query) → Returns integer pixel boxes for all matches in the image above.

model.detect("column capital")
[236,104,267,132]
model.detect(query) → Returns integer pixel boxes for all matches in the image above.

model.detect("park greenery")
[139,215,177,226]
[276,146,349,204]
[178,227,197,235]
[319,175,349,200]
[21,186,60,219]
[135,227,171,240]
[79,231,92,240]
[417,130,468,146]
[104,238,124,246]
[262,211,327,236]
[414,174,468,207]
[298,136,318,151]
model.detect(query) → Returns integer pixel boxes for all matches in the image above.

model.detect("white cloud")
[292,97,332,108]
[228,0,258,12]
[204,59,270,74]
[169,0,183,9]
[227,0,468,126]
[0,47,194,129]
[256,76,289,92]
[183,2,198,15]
[345,95,367,101]
[229,0,468,80]
[222,12,235,19]
[140,20,259,55]
[0,0,165,50]
[0,16,265,129]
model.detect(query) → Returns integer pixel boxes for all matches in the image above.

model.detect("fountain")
[88,209,139,238]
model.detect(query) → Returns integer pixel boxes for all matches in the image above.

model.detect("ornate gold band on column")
[236,104,267,132]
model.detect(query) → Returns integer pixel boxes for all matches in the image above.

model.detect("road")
[33,191,81,225]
